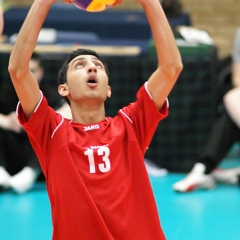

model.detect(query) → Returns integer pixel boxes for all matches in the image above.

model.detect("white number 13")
[84,147,111,173]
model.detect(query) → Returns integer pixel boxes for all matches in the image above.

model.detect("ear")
[107,86,111,98]
[58,83,69,97]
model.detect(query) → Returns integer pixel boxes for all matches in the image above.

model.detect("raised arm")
[139,0,183,109]
[8,0,56,120]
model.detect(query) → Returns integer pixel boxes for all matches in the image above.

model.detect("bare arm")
[8,0,56,120]
[142,0,183,109]
[232,62,240,87]
[138,0,183,109]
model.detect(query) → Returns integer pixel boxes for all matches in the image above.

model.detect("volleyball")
[72,0,116,12]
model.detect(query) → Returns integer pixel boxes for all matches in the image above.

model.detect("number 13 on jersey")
[84,146,111,173]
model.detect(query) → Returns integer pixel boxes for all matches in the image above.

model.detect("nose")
[87,63,97,73]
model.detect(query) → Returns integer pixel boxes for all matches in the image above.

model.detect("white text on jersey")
[84,124,100,132]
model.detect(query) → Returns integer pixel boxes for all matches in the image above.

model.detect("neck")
[71,102,106,124]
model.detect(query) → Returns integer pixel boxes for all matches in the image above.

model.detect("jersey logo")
[84,124,100,132]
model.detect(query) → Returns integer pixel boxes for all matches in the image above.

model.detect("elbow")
[8,63,26,82]
[162,61,183,81]
[8,62,18,80]
[174,62,183,78]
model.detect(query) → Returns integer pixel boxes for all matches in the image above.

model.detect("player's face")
[64,55,111,104]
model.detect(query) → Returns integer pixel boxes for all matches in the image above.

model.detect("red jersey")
[17,83,168,240]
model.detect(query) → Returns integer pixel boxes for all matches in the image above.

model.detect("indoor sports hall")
[1,0,240,239]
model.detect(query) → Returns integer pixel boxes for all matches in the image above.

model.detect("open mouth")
[87,79,97,84]
[87,77,98,88]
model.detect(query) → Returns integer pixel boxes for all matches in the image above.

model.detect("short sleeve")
[120,83,168,153]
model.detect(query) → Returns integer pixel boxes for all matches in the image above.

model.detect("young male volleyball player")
[8,0,182,239]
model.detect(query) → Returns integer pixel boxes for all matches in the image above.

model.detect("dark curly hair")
[58,48,109,104]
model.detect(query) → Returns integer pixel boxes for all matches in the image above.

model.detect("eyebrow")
[71,56,101,65]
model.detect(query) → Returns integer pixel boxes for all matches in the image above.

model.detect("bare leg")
[224,87,240,128]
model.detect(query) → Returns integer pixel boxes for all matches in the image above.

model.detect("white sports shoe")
[144,158,168,177]
[9,167,40,194]
[212,167,240,184]
[173,163,215,192]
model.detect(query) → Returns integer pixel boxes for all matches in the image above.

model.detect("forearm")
[9,0,54,75]
[139,0,182,73]
[138,0,182,109]
[8,0,56,119]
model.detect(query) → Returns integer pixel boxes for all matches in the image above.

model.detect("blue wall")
[3,4,151,40]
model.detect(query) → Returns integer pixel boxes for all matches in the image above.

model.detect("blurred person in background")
[0,52,72,194]
[224,33,240,129]
[161,0,192,28]
[173,28,240,192]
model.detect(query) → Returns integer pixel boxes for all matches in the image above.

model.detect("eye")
[95,63,102,69]
[76,63,83,69]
